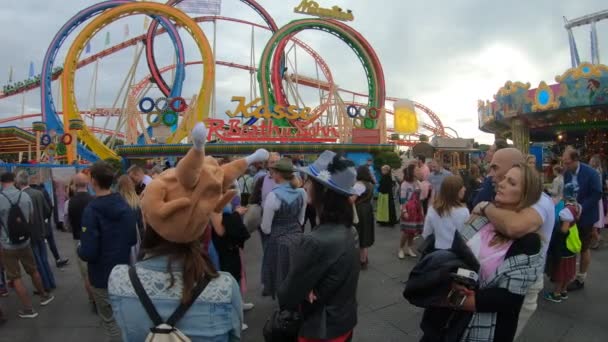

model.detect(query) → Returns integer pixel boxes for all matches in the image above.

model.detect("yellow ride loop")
[62,2,215,163]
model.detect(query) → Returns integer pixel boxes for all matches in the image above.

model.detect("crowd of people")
[0,123,606,342]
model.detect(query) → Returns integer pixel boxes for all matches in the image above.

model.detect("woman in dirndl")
[399,164,424,258]
[376,165,398,226]
[260,158,307,298]
[353,165,375,269]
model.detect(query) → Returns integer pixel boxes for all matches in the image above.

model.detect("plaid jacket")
[458,216,542,342]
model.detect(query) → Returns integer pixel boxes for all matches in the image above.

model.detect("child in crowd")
[545,183,581,303]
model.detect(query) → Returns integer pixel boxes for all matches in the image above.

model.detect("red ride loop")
[61,133,73,145]
[168,97,187,112]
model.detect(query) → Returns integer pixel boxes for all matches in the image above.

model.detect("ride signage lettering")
[293,0,354,21]
[206,118,339,143]
[226,96,313,120]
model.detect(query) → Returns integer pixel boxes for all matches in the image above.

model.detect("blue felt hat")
[299,151,357,196]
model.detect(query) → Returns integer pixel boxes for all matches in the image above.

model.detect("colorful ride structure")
[1,0,450,164]
[479,11,608,156]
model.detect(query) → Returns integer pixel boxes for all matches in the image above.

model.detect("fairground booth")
[478,62,608,169]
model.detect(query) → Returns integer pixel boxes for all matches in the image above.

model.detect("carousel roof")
[0,126,36,154]
[478,63,608,141]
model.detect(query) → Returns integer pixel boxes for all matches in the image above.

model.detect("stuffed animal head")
[141,123,269,243]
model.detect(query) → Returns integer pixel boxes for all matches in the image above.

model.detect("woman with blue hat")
[272,151,360,342]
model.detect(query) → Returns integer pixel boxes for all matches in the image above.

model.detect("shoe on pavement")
[18,309,38,319]
[242,323,248,331]
[560,292,569,300]
[567,279,585,292]
[90,301,98,315]
[40,295,55,306]
[407,247,417,258]
[56,259,69,268]
[398,249,405,259]
[543,292,562,303]
[242,302,255,311]
[0,289,8,297]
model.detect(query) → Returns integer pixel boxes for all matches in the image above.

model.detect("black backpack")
[0,191,31,244]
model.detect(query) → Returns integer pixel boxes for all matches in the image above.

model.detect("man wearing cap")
[260,158,307,298]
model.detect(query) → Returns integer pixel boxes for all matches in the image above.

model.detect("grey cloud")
[1,0,607,145]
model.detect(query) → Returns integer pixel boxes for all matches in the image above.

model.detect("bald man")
[67,173,96,311]
[471,148,556,338]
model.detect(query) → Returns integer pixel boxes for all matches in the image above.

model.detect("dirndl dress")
[400,181,424,235]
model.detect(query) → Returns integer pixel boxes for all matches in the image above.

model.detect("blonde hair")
[490,163,542,246]
[381,165,390,173]
[512,162,543,211]
[117,175,140,209]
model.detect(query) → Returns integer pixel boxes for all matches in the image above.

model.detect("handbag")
[564,204,582,254]
[566,224,582,254]
[243,204,262,233]
[263,309,302,342]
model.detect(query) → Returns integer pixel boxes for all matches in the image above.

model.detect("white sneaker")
[398,249,405,259]
[242,302,255,311]
[242,323,248,331]
[407,247,417,257]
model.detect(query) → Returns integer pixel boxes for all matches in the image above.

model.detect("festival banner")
[177,0,221,15]
[85,41,91,54]
[28,61,35,78]
[8,66,13,83]
[105,31,111,46]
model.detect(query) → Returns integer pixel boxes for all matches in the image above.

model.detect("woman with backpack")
[108,123,268,341]
[399,164,424,258]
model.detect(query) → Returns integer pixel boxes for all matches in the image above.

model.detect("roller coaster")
[0,0,449,163]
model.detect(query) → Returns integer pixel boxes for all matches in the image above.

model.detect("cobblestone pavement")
[1,226,607,341]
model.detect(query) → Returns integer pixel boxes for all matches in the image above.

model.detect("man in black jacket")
[68,173,95,311]
[16,171,55,291]
[78,161,136,341]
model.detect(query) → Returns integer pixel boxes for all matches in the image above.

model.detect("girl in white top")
[422,175,470,249]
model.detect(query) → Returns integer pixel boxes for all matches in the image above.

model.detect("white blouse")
[422,206,470,249]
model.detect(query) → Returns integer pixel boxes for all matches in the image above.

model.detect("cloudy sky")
[0,0,607,144]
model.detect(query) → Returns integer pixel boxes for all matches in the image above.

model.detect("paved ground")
[1,225,607,341]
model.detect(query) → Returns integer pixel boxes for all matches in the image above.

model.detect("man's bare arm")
[483,203,542,239]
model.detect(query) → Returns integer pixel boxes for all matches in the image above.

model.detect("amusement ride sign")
[205,96,340,142]
[293,0,354,21]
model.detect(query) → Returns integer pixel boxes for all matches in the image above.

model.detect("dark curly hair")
[327,154,355,173]
[356,165,374,183]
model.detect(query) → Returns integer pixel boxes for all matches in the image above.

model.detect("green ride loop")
[258,19,385,129]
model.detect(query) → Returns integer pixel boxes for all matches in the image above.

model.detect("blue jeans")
[0,264,5,290]
[31,239,56,290]
[46,223,61,261]
[208,240,220,271]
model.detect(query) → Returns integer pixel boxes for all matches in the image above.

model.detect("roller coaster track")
[1,16,447,139]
